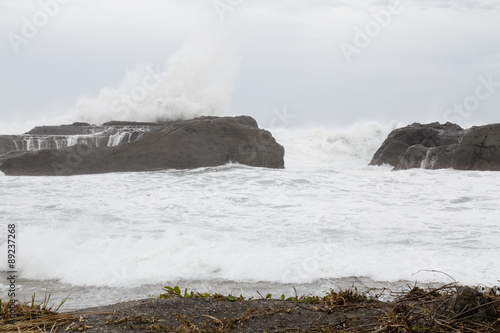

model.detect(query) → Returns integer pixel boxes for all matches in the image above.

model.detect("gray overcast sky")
[1,0,499,133]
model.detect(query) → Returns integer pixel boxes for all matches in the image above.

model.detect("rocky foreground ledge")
[2,284,499,332]
[0,116,285,176]
[370,122,500,170]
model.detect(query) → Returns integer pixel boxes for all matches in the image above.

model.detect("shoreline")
[0,275,449,312]
[2,284,499,332]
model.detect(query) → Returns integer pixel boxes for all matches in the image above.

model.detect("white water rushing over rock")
[11,135,102,151]
[1,121,499,311]
[5,128,148,153]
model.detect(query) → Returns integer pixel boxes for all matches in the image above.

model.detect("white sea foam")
[270,120,402,170]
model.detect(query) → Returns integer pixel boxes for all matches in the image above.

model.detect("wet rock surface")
[370,122,500,171]
[0,116,284,176]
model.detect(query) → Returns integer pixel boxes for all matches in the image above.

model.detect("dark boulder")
[0,116,285,176]
[436,287,498,323]
[449,287,497,319]
[370,122,500,171]
[451,124,500,171]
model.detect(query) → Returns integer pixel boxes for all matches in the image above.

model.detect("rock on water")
[370,122,500,171]
[0,116,285,176]
[0,121,157,155]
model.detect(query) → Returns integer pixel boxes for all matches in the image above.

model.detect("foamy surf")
[1,122,499,311]
[1,159,499,286]
[270,120,401,169]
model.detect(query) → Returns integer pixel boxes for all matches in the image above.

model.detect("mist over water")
[64,27,240,125]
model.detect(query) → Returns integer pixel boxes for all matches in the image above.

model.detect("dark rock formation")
[0,122,155,157]
[437,287,498,323]
[370,122,500,171]
[449,287,497,319]
[0,116,285,176]
[26,121,160,136]
[451,124,500,170]
[0,135,20,155]
[27,123,102,135]
[102,121,161,127]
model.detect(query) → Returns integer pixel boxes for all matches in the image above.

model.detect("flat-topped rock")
[102,121,161,127]
[0,116,285,176]
[26,124,101,135]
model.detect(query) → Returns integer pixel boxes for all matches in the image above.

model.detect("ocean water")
[1,121,500,311]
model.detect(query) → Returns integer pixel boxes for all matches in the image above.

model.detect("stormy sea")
[1,0,500,313]
[1,121,499,311]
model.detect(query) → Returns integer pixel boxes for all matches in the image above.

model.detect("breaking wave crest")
[66,28,240,124]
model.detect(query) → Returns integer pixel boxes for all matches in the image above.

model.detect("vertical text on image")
[7,224,17,324]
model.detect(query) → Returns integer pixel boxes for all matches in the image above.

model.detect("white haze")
[0,0,499,130]
[66,27,241,124]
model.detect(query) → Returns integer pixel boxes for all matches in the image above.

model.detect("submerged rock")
[370,122,500,171]
[0,116,285,176]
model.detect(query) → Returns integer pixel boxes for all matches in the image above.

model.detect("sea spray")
[67,27,240,124]
[270,120,401,169]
